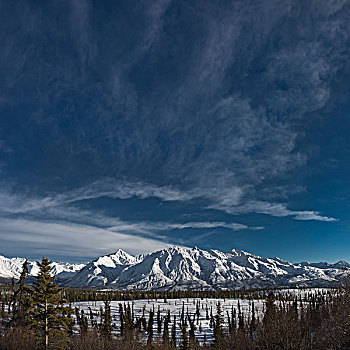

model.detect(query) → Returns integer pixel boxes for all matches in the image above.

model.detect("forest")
[1,257,350,350]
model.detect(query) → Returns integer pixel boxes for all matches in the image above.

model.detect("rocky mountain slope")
[1,247,348,289]
[67,246,350,290]
[68,249,142,287]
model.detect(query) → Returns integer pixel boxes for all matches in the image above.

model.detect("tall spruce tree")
[147,308,154,344]
[179,317,188,350]
[10,259,33,327]
[100,300,112,339]
[171,315,177,348]
[30,257,72,350]
[213,302,224,349]
[162,316,170,346]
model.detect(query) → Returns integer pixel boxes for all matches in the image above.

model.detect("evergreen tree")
[10,259,33,327]
[162,316,170,346]
[157,305,162,333]
[30,257,72,350]
[141,305,147,331]
[250,301,256,336]
[100,300,112,339]
[171,315,177,348]
[77,310,88,336]
[263,292,277,326]
[118,303,125,336]
[195,301,200,324]
[147,308,154,344]
[124,302,134,340]
[179,317,188,350]
[213,302,224,349]
[188,314,197,347]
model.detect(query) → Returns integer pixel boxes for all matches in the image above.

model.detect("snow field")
[72,298,264,344]
[70,288,335,343]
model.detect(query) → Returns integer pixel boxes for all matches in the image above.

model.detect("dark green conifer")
[10,259,33,327]
[188,314,197,347]
[171,315,176,348]
[147,308,154,344]
[30,257,72,350]
[162,316,170,346]
[179,317,188,350]
[213,302,224,349]
[100,300,112,339]
[157,305,162,333]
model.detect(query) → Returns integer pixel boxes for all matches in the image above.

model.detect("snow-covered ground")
[71,288,334,344]
[72,298,260,343]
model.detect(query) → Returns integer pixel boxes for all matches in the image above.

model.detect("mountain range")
[0,255,84,283]
[1,247,349,290]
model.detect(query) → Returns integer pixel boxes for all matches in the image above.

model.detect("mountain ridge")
[0,255,84,282]
[68,246,350,290]
[1,247,349,290]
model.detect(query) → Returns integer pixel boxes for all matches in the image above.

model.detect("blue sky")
[0,0,350,262]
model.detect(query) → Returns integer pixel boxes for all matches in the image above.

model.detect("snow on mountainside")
[1,247,349,290]
[0,255,84,281]
[68,249,142,287]
[67,246,350,290]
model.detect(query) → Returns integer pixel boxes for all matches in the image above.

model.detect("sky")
[0,0,350,263]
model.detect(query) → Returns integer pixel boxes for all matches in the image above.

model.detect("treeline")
[1,257,350,349]
[62,287,321,304]
[0,284,338,308]
[3,282,330,305]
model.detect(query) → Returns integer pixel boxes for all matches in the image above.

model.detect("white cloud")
[0,218,175,259]
[294,211,338,222]
[0,215,262,260]
[0,181,337,227]
[148,221,263,231]
[0,1,348,230]
[1,1,345,229]
[32,204,261,235]
[0,187,262,259]
[210,200,338,222]
[0,179,196,215]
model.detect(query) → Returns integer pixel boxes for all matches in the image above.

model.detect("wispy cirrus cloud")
[0,218,176,260]
[209,200,338,222]
[0,186,263,259]
[155,221,263,231]
[0,0,347,260]
[22,202,259,237]
[0,179,337,223]
[294,211,337,222]
[0,179,196,215]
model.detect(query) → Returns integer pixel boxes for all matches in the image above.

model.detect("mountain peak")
[94,249,138,267]
[334,260,350,267]
[0,255,83,280]
[110,249,134,257]
[1,247,349,290]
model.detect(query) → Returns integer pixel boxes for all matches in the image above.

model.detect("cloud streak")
[0,179,196,215]
[0,180,337,223]
[0,218,175,260]
[210,200,338,222]
[0,187,264,259]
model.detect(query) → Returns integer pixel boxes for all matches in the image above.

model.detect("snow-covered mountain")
[0,255,84,282]
[67,246,350,290]
[1,247,348,289]
[68,249,142,287]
